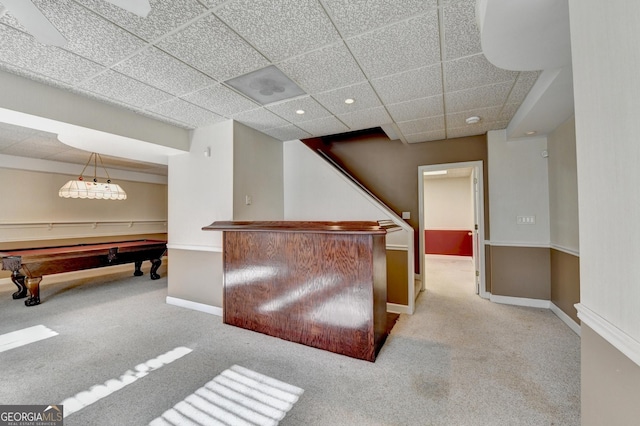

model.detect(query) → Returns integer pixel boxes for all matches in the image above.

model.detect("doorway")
[417,161,487,299]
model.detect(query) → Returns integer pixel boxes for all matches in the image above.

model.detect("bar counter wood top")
[203,220,398,361]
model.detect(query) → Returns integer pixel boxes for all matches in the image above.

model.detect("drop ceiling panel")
[262,125,312,141]
[337,106,392,131]
[406,129,446,143]
[79,70,173,109]
[313,82,382,115]
[398,115,445,135]
[157,14,270,81]
[296,116,349,136]
[444,81,513,114]
[278,43,366,94]
[215,0,341,62]
[506,71,541,104]
[444,54,518,93]
[322,0,437,38]
[446,106,502,129]
[266,96,332,123]
[441,0,482,60]
[113,47,216,96]
[232,108,290,131]
[371,64,443,105]
[346,12,440,79]
[31,0,147,67]
[75,0,207,42]
[0,25,105,85]
[148,98,225,127]
[182,84,260,116]
[386,95,444,122]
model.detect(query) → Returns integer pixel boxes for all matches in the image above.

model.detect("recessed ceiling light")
[344,98,355,104]
[465,116,481,125]
[295,109,305,115]
[525,130,537,135]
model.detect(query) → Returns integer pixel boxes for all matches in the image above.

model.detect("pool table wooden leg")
[24,277,42,306]
[133,260,144,276]
[10,270,27,299]
[150,258,162,280]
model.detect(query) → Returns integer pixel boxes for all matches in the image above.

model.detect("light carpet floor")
[0,256,580,425]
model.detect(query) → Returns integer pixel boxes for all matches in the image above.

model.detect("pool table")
[0,239,166,306]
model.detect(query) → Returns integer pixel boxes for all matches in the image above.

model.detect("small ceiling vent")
[225,65,306,105]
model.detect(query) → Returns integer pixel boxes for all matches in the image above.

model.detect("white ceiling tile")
[446,125,489,139]
[322,0,437,38]
[266,96,332,123]
[79,70,173,109]
[347,11,440,79]
[371,64,442,104]
[32,0,147,66]
[313,82,382,115]
[148,98,225,127]
[0,25,105,85]
[157,14,270,81]
[0,123,48,143]
[489,121,510,131]
[215,0,341,62]
[337,106,392,131]
[262,125,312,141]
[444,81,512,114]
[386,95,444,122]
[113,47,216,96]
[398,116,445,135]
[446,106,502,128]
[296,116,349,136]
[498,103,521,122]
[75,0,207,42]
[442,0,482,60]
[231,108,290,131]
[182,84,260,117]
[405,129,446,143]
[278,43,366,94]
[507,71,541,104]
[444,54,518,92]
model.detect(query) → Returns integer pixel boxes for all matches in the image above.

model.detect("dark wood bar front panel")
[203,221,396,362]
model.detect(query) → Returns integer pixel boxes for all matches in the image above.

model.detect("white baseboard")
[490,294,551,309]
[550,303,581,336]
[166,296,222,317]
[387,302,410,314]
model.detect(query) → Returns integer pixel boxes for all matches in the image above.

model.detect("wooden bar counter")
[203,221,398,361]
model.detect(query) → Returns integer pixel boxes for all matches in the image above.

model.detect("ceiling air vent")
[224,65,306,105]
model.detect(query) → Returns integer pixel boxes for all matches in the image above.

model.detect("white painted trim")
[166,296,223,317]
[576,303,640,367]
[487,241,551,248]
[387,302,411,314]
[418,161,487,299]
[550,244,579,257]
[166,244,222,252]
[550,303,581,336]
[490,294,551,309]
[386,244,408,251]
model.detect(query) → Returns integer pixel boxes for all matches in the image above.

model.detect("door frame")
[417,161,488,299]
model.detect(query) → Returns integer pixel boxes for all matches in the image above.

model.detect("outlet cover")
[402,211,410,219]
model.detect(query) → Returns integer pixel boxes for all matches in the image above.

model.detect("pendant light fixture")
[58,153,127,200]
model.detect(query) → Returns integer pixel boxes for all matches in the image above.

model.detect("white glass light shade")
[59,180,127,200]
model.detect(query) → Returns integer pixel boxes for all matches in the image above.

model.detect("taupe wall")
[581,324,640,424]
[550,249,580,323]
[303,130,489,274]
[490,246,550,300]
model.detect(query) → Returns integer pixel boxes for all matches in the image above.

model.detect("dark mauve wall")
[303,129,489,274]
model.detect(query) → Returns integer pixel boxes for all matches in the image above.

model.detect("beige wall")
[232,121,284,221]
[547,116,580,322]
[424,176,474,230]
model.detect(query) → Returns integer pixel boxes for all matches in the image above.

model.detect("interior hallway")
[0,257,579,425]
